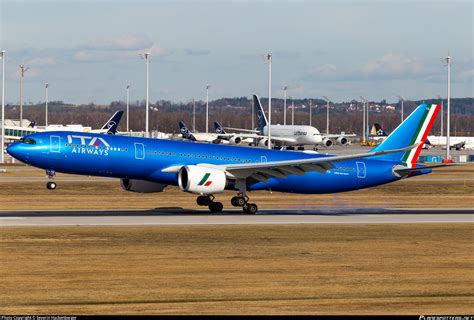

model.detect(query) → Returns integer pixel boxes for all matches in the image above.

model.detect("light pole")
[1,50,5,164]
[250,96,254,130]
[45,83,49,126]
[141,52,150,137]
[438,95,443,136]
[283,86,288,125]
[192,98,196,132]
[445,54,451,160]
[266,53,272,150]
[206,84,210,133]
[126,84,131,132]
[360,96,367,143]
[309,99,312,126]
[397,95,404,123]
[291,98,295,126]
[323,96,330,135]
[19,64,29,125]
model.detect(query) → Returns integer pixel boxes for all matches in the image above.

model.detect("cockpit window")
[19,137,36,145]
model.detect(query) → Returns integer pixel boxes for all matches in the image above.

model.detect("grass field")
[0,164,472,314]
[0,164,473,210]
[1,224,473,315]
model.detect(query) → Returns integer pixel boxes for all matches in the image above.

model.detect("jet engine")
[336,136,348,145]
[258,138,269,147]
[322,138,333,147]
[178,165,227,194]
[120,178,167,193]
[228,136,242,145]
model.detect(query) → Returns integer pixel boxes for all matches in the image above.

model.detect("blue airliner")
[7,103,442,214]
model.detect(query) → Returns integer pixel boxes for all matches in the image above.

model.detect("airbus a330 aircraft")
[7,103,444,214]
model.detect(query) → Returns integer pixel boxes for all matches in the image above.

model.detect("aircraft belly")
[248,168,397,194]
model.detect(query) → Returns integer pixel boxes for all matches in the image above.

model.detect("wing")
[323,133,357,139]
[162,144,419,184]
[217,133,261,140]
[220,144,418,182]
[224,127,259,133]
[268,136,297,143]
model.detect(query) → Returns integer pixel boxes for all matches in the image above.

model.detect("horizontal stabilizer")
[393,163,457,177]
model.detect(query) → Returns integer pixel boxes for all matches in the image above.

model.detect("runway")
[0,208,472,226]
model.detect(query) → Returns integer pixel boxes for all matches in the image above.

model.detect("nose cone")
[7,143,27,162]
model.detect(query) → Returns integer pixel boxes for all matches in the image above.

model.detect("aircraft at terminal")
[224,95,356,150]
[7,103,448,214]
[3,111,123,141]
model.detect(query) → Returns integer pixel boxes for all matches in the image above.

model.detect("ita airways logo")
[198,173,213,186]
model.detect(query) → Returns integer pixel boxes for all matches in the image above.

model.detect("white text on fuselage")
[67,135,110,156]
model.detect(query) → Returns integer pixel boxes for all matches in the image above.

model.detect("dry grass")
[0,224,473,314]
[0,164,473,210]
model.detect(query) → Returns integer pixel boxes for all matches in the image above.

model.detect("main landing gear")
[46,169,57,190]
[231,194,258,214]
[196,195,223,213]
[196,194,258,214]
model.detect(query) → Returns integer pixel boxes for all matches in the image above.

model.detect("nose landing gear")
[196,195,223,213]
[46,170,56,190]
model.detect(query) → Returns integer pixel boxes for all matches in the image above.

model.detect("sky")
[0,0,473,104]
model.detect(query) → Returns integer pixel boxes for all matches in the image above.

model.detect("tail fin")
[179,121,196,141]
[102,111,124,135]
[253,95,267,133]
[371,104,440,166]
[214,121,226,134]
[372,123,387,136]
[27,121,36,129]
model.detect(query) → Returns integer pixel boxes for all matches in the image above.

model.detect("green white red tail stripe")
[401,104,440,168]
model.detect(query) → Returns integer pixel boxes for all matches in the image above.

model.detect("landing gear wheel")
[231,196,246,207]
[197,195,212,206]
[298,146,305,150]
[243,203,258,214]
[46,181,57,190]
[209,201,223,213]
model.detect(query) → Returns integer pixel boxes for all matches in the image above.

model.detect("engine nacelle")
[336,136,348,145]
[229,136,242,145]
[178,165,227,195]
[120,178,167,193]
[258,138,269,147]
[322,138,333,147]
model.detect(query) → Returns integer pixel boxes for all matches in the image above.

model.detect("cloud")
[308,64,338,77]
[73,35,170,62]
[361,53,425,78]
[303,53,439,82]
[84,34,154,51]
[184,48,210,56]
[457,68,474,82]
[26,57,56,66]
[273,51,301,59]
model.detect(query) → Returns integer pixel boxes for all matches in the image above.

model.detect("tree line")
[3,97,473,136]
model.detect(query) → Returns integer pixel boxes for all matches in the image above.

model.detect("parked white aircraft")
[225,95,355,150]
[4,111,123,141]
[179,121,257,145]
[426,135,474,150]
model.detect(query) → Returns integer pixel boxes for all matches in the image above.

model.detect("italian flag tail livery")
[371,104,440,167]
